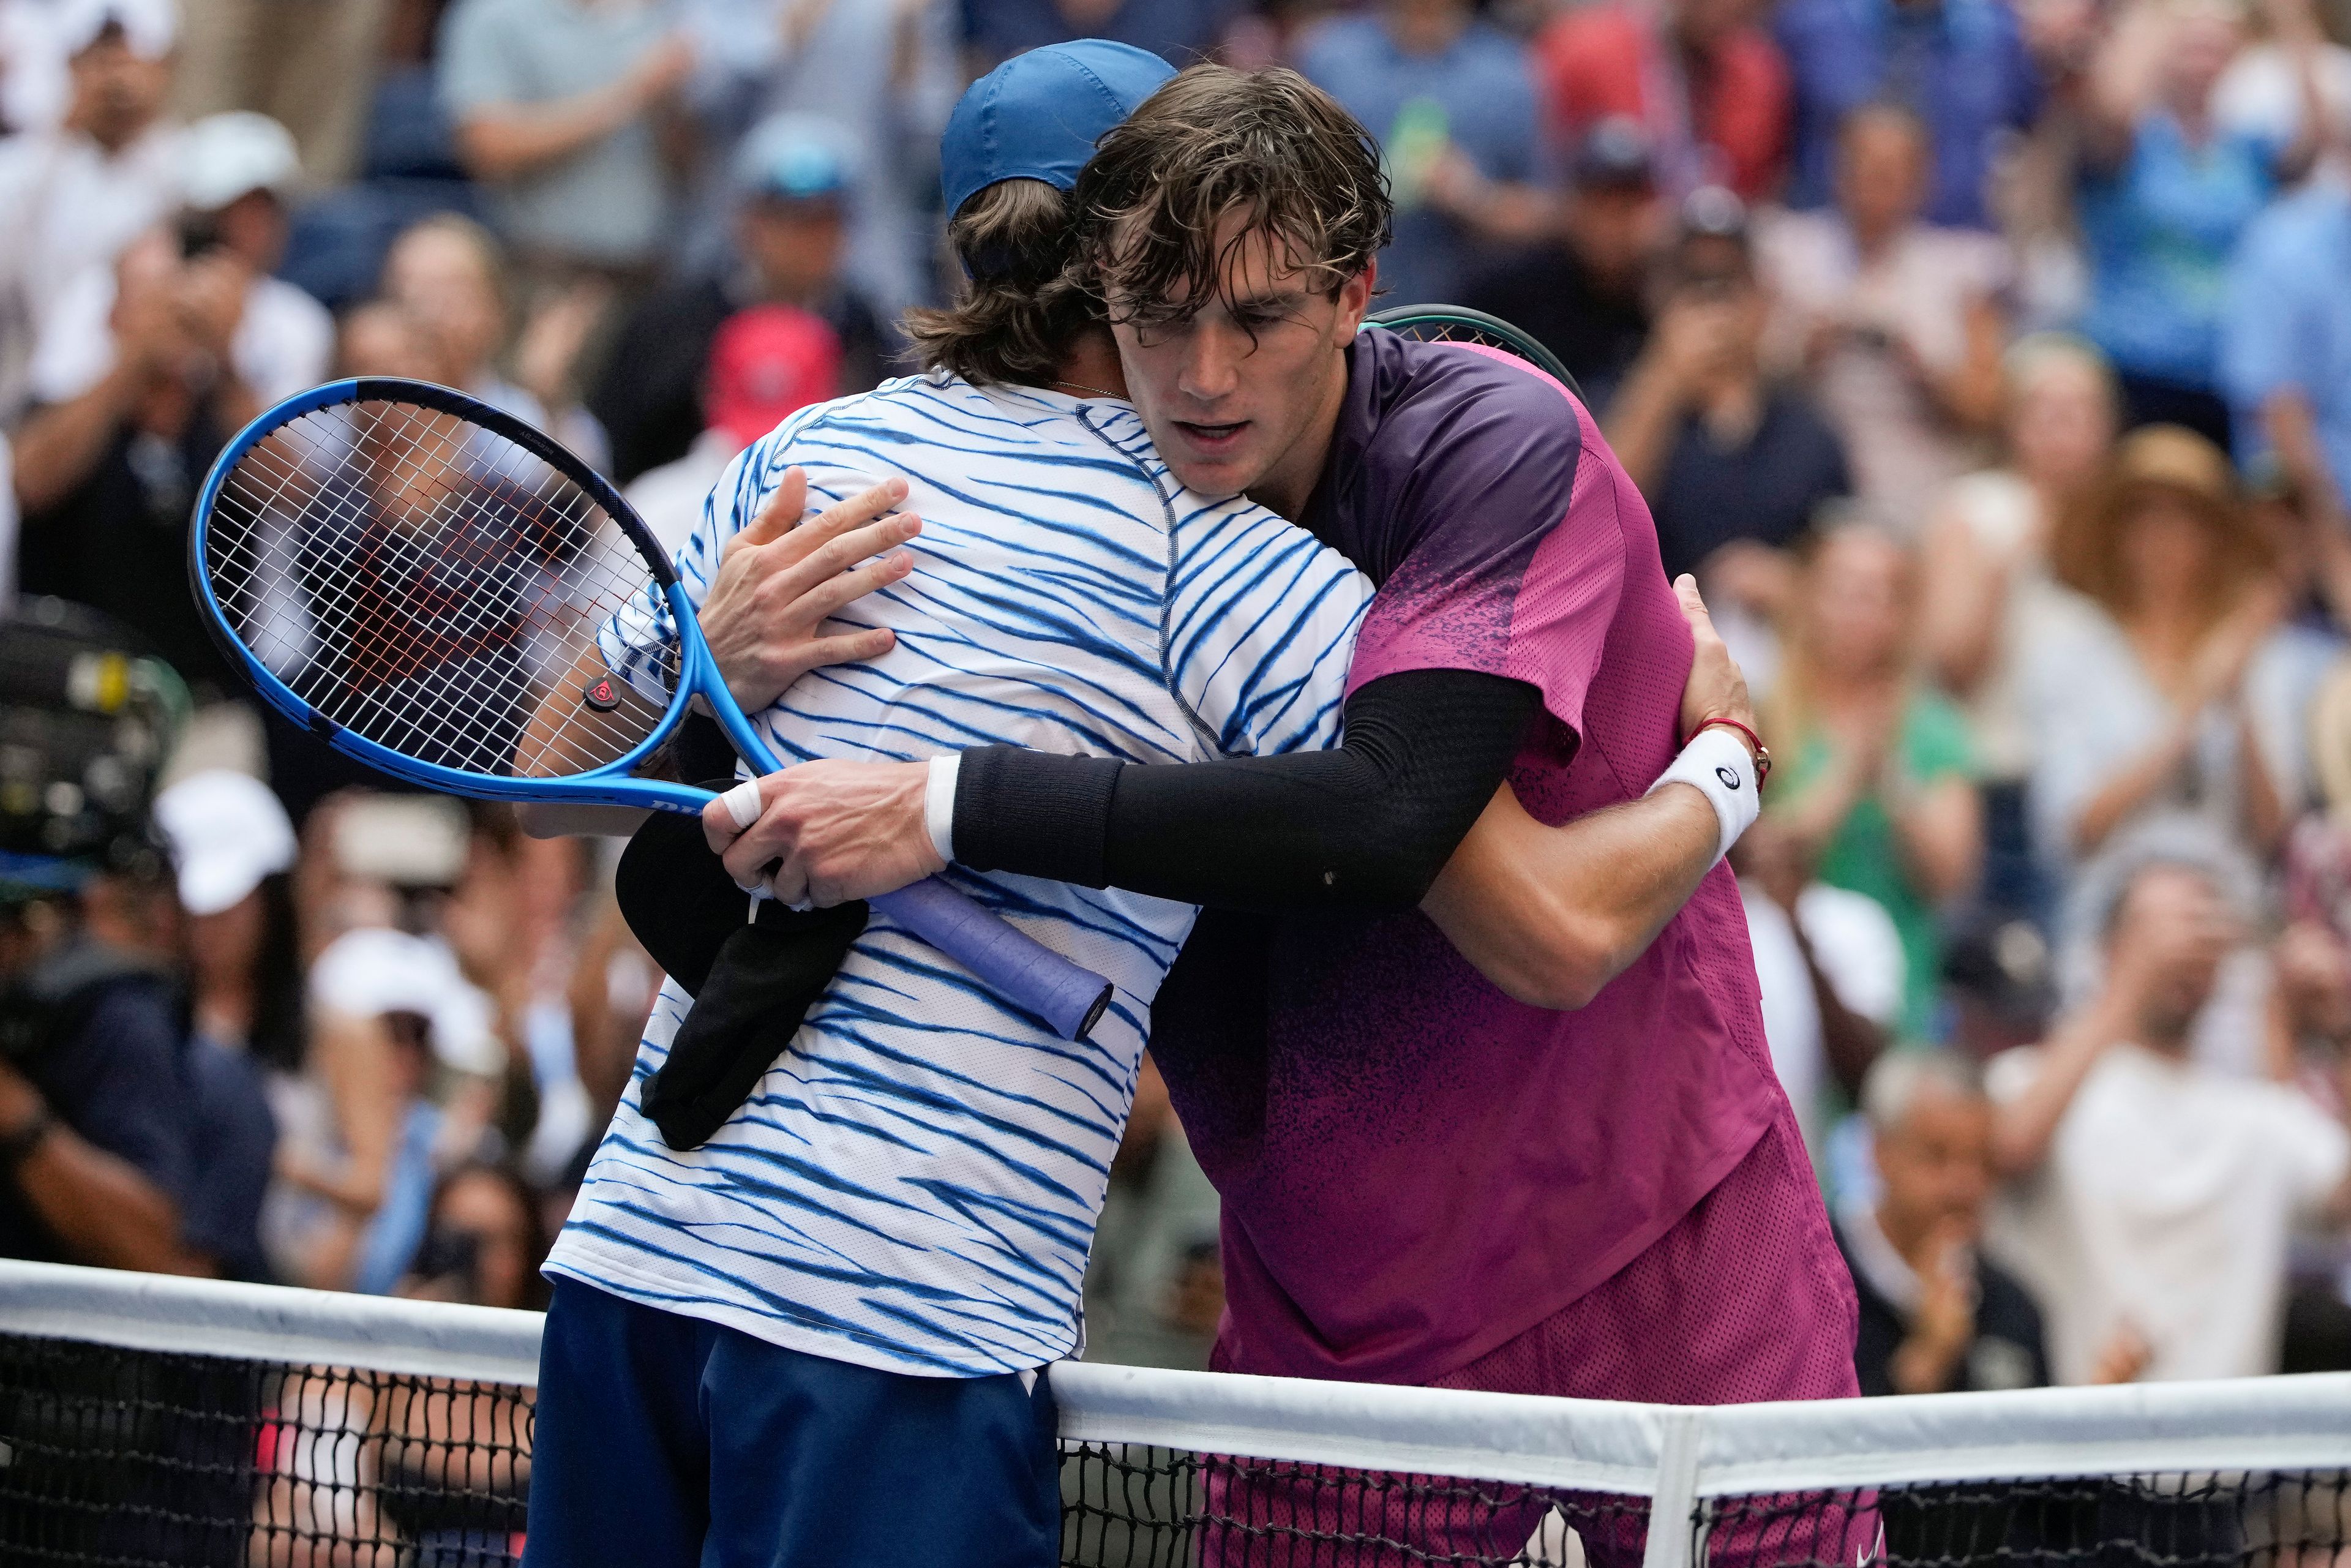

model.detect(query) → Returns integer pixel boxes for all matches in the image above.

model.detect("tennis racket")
[1367,304,1588,407]
[188,377,1115,1041]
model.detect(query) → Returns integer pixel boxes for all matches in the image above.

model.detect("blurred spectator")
[378,212,607,464]
[623,304,841,550]
[1463,118,1663,415]
[961,0,1248,69]
[2221,154,2351,525]
[153,768,292,1283]
[30,111,332,412]
[12,231,247,696]
[2025,426,2291,873]
[1736,815,1905,1150]
[1295,0,1548,303]
[334,296,440,381]
[1988,842,2351,1380]
[435,0,692,282]
[682,3,957,325]
[0,0,183,424]
[1763,525,1985,1041]
[2072,0,2331,453]
[169,0,388,185]
[398,1160,550,1309]
[1773,0,2042,230]
[590,114,882,485]
[1922,335,2120,916]
[1843,1052,2049,1393]
[1609,187,1850,598]
[1760,103,2011,531]
[1534,0,1790,201]
[272,917,502,1294]
[0,602,216,1278]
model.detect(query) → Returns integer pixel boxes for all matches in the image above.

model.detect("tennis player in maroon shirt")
[707,65,1856,1441]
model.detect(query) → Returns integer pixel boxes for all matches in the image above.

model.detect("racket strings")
[203,398,679,781]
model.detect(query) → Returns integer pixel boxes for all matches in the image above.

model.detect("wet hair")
[1074,65,1392,331]
[902,179,1095,386]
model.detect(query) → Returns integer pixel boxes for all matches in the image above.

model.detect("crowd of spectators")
[3,0,2351,1409]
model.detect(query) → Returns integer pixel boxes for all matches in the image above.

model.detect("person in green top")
[1763,523,1985,1040]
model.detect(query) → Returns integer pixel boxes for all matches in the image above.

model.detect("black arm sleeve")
[954,669,1542,913]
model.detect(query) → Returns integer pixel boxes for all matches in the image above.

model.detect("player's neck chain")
[1051,380,1120,401]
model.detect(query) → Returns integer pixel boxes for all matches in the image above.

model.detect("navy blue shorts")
[520,1278,1060,1568]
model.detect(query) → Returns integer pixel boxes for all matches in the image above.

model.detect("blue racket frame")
[190,377,1116,1041]
[189,377,735,812]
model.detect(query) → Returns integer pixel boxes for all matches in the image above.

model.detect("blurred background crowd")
[4,0,2351,1420]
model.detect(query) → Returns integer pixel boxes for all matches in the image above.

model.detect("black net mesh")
[4,1330,2348,1568]
[1709,1474,2351,1568]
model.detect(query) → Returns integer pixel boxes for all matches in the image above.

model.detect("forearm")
[953,670,1539,913]
[9,1131,201,1274]
[2238,707,2287,852]
[2069,716,2199,854]
[1419,780,1720,1010]
[1599,356,1689,495]
[1933,304,2009,431]
[1991,999,2124,1174]
[456,85,640,180]
[1891,781,1984,904]
[2264,392,2347,523]
[11,370,133,513]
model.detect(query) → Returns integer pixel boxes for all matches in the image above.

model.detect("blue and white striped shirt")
[547,372,1372,1377]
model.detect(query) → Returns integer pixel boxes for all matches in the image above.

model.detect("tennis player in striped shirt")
[521,43,1372,1568]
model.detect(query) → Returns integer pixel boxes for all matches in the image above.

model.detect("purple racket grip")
[871,879,1114,1041]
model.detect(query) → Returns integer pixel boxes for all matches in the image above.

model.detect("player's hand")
[1674,575,1758,760]
[702,758,943,907]
[697,468,913,713]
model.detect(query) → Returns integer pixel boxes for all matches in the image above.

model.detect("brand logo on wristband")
[1717,766,1742,790]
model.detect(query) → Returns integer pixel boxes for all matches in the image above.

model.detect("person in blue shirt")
[2220,163,2351,518]
[1294,0,1547,302]
[1773,0,2042,231]
[2071,0,2331,452]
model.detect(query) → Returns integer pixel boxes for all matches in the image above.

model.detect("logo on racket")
[582,677,622,712]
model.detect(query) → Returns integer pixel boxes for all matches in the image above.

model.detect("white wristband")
[1646,726,1760,865]
[924,753,961,864]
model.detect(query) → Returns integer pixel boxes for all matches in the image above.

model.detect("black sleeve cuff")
[953,746,1123,887]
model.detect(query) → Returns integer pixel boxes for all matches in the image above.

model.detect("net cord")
[6,1261,2351,1503]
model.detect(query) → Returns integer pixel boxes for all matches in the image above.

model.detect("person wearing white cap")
[25,108,332,408]
[273,922,504,1294]
[0,0,183,424]
[154,767,293,1282]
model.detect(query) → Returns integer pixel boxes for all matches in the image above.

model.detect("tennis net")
[2,1261,2348,1567]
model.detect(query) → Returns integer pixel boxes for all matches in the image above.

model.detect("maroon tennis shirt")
[1148,330,1794,1386]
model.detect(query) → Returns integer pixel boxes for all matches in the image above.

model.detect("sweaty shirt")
[1150,329,1792,1386]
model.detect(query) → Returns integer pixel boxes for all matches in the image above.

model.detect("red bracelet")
[1682,716,1771,788]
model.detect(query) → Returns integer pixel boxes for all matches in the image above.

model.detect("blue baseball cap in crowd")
[940,39,1175,222]
[733,112,855,205]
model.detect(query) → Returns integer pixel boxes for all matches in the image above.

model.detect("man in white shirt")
[1987,841,2351,1382]
[28,110,331,410]
[0,0,181,424]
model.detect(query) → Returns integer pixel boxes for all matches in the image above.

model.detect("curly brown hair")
[902,178,1097,386]
[1072,65,1392,329]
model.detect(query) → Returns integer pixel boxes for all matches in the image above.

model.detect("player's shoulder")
[1348,331,1589,517]
[1361,330,1586,445]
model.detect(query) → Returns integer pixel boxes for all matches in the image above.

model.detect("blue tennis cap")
[940,40,1175,221]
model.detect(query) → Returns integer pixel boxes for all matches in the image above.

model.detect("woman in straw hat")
[2025,423,2291,875]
